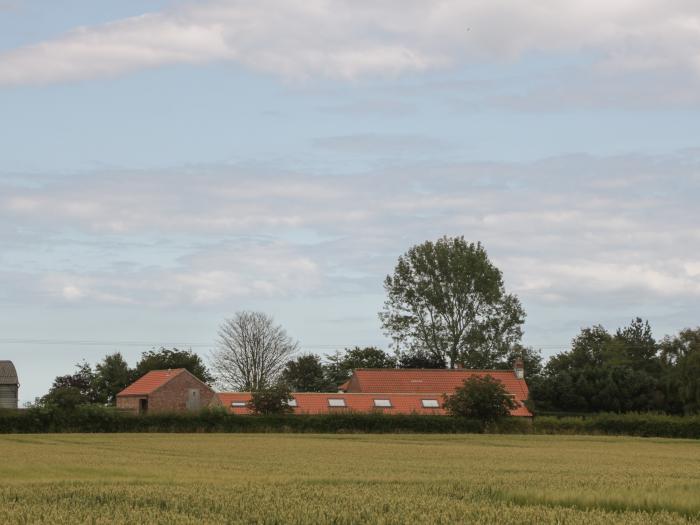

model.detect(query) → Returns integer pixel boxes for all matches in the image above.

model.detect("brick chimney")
[513,358,525,379]
[454,363,463,369]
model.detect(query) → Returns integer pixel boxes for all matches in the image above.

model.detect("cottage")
[116,369,215,414]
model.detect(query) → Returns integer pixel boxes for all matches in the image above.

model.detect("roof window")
[231,401,247,407]
[328,398,346,407]
[373,399,392,408]
[421,399,439,408]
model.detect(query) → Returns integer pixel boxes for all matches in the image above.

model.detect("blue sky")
[2,0,700,402]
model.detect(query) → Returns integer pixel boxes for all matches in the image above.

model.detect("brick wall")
[147,372,216,413]
[116,395,142,414]
[116,371,216,414]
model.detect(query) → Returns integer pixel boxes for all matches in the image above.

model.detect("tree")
[281,354,331,392]
[93,352,132,405]
[41,361,101,407]
[324,346,396,386]
[134,347,213,384]
[397,347,446,369]
[443,375,518,422]
[532,320,663,413]
[496,345,543,377]
[659,328,700,414]
[211,311,298,391]
[380,237,525,369]
[247,384,294,415]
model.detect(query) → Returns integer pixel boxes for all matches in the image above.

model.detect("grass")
[0,434,698,524]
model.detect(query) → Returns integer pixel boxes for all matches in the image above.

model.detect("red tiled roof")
[348,368,529,399]
[214,390,531,417]
[117,369,186,396]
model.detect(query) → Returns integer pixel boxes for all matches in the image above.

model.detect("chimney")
[455,363,463,369]
[514,358,525,379]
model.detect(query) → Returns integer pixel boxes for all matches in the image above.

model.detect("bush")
[248,384,294,415]
[443,375,518,422]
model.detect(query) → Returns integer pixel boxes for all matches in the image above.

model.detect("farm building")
[116,368,216,414]
[0,360,19,409]
[118,361,531,417]
[214,363,531,417]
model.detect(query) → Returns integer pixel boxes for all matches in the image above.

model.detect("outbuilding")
[116,369,215,414]
[0,360,19,409]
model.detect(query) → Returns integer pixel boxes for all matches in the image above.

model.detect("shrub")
[248,384,294,415]
[443,375,518,422]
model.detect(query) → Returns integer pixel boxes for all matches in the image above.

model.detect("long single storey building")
[117,361,531,417]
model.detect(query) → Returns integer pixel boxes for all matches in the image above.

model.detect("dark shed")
[0,360,19,409]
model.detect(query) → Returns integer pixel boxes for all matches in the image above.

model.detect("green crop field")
[0,434,698,524]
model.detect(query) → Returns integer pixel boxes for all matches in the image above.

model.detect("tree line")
[36,236,700,416]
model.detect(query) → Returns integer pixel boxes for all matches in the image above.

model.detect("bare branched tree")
[211,311,298,391]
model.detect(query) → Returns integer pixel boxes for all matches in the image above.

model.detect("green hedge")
[0,407,698,438]
[534,413,700,439]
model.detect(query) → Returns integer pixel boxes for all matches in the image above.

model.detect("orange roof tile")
[214,390,531,417]
[117,369,186,396]
[348,368,530,399]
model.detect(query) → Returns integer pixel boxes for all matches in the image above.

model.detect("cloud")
[1,0,699,88]
[2,150,700,313]
[33,241,323,306]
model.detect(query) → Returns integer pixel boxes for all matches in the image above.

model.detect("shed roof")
[117,369,186,396]
[0,361,18,385]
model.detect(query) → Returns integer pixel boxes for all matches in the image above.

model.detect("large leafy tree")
[533,320,663,413]
[281,354,332,392]
[41,361,102,407]
[134,347,213,384]
[93,352,132,404]
[324,346,396,386]
[659,328,700,414]
[380,237,525,369]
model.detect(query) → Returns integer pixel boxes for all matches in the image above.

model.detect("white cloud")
[35,241,322,306]
[0,0,699,86]
[2,150,700,312]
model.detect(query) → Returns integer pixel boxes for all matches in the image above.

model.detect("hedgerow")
[0,407,698,438]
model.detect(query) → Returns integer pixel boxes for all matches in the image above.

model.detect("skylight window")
[421,399,439,408]
[373,399,392,408]
[286,399,298,407]
[328,398,346,407]
[231,401,247,407]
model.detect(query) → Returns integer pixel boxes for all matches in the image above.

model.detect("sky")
[1,0,699,403]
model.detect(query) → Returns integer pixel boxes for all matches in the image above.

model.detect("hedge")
[0,407,698,438]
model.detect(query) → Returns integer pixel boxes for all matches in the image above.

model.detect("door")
[186,388,200,411]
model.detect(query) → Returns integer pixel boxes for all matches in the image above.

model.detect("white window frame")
[328,398,346,407]
[373,399,392,408]
[421,399,439,408]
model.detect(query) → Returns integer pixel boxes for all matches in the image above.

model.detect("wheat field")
[0,433,698,524]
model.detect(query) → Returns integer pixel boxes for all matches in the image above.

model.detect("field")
[0,434,698,524]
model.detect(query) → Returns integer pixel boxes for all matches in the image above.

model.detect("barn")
[0,360,19,409]
[116,369,216,414]
[214,362,532,417]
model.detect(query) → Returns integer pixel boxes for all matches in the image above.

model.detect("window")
[328,398,346,407]
[286,399,298,407]
[231,401,247,407]
[373,399,392,408]
[421,399,439,408]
